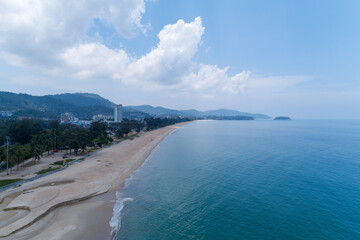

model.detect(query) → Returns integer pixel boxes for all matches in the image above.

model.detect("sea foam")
[109,191,133,238]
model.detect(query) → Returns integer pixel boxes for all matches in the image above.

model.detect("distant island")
[274,116,291,120]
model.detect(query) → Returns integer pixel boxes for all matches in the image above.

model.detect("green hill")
[129,105,271,119]
[128,105,184,116]
[0,92,146,119]
[0,92,77,113]
[48,93,116,108]
[0,91,271,120]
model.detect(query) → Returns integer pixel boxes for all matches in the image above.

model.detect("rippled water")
[113,120,360,240]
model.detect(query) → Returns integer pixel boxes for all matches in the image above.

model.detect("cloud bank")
[0,0,249,95]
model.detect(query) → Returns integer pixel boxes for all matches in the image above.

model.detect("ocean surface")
[112,120,360,240]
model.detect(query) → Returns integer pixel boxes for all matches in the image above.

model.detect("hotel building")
[114,104,123,122]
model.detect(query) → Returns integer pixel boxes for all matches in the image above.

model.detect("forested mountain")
[48,93,116,108]
[0,92,146,119]
[0,92,270,119]
[0,92,75,112]
[202,109,270,119]
[130,105,271,119]
[128,105,184,116]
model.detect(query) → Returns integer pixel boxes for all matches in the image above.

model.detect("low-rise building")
[72,120,91,128]
[0,111,13,117]
[60,112,77,123]
[92,114,112,122]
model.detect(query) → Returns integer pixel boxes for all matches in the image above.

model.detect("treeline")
[110,117,191,136]
[0,119,56,172]
[145,117,191,130]
[0,119,128,172]
[0,117,191,172]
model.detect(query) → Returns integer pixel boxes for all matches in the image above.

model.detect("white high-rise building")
[114,104,123,122]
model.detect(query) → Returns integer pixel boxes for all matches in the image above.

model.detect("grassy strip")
[124,134,139,140]
[0,178,23,187]
[88,147,101,153]
[52,159,76,166]
[36,167,60,175]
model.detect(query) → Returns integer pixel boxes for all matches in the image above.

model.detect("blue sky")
[1,0,360,118]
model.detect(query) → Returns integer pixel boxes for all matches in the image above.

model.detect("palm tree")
[32,146,42,163]
[30,136,43,164]
[14,146,25,170]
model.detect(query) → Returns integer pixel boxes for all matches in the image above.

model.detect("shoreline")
[0,122,191,239]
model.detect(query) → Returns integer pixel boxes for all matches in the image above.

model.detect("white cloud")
[0,1,250,96]
[59,17,250,95]
[61,43,129,79]
[0,0,146,67]
[184,64,250,94]
[125,17,204,86]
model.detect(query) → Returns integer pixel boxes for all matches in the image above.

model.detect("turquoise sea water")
[113,120,360,240]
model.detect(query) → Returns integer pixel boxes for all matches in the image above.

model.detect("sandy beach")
[0,122,189,239]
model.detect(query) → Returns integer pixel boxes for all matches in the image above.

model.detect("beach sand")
[0,122,189,239]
